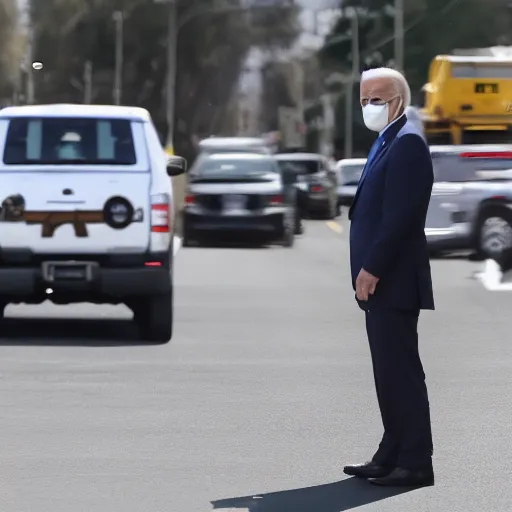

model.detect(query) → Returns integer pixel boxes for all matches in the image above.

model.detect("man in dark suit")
[343,68,435,487]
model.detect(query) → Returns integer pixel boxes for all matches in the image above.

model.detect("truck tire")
[133,290,173,343]
[324,199,337,220]
[283,231,294,247]
[294,209,303,235]
[181,213,192,247]
[476,206,512,259]
[182,228,191,247]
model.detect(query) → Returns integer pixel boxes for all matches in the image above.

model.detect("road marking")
[477,259,512,291]
[326,221,343,234]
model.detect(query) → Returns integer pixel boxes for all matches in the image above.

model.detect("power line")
[362,0,465,58]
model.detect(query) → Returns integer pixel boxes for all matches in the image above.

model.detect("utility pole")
[84,61,93,104]
[113,11,123,105]
[26,3,35,104]
[344,12,359,158]
[394,0,404,72]
[164,0,177,156]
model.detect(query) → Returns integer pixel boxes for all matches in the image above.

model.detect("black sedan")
[274,153,340,219]
[182,152,301,246]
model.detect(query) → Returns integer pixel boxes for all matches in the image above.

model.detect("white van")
[0,104,187,342]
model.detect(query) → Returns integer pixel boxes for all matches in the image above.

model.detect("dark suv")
[274,153,339,219]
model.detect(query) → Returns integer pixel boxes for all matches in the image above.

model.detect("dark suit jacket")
[349,115,435,311]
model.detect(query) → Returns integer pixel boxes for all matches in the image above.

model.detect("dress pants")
[365,307,433,470]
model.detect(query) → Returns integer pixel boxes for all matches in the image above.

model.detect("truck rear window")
[451,64,512,79]
[3,117,136,165]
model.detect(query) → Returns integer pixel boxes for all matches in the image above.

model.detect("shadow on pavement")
[428,251,471,260]
[0,317,155,346]
[212,477,413,511]
[186,236,272,249]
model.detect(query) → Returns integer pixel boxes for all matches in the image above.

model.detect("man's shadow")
[212,477,414,511]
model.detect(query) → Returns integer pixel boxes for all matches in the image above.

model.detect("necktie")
[360,136,383,183]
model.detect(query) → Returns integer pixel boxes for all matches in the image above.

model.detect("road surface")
[0,218,509,511]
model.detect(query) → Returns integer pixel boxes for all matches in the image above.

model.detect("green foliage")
[318,0,512,153]
[27,0,300,158]
[0,0,22,103]
[320,0,512,97]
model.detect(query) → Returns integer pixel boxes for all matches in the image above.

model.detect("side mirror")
[166,155,187,176]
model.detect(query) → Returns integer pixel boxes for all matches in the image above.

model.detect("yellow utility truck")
[421,55,512,145]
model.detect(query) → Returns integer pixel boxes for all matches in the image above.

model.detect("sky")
[240,0,341,108]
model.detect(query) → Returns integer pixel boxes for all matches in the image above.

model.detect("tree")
[318,0,512,154]
[320,0,512,97]
[0,0,23,105]
[28,0,300,159]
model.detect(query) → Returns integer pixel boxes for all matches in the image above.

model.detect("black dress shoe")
[343,461,393,478]
[368,467,434,487]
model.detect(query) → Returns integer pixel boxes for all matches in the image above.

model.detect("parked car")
[0,103,187,342]
[182,152,299,246]
[336,158,366,207]
[274,153,339,219]
[425,144,512,258]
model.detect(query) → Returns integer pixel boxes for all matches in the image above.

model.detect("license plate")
[42,261,95,282]
[222,194,247,212]
[54,266,87,280]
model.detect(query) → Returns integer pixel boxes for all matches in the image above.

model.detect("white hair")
[361,67,411,108]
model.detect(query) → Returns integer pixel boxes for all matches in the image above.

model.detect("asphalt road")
[0,217,510,512]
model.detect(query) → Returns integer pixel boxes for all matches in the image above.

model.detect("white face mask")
[362,97,403,132]
[362,104,389,132]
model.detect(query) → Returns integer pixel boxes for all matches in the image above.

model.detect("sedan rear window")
[277,160,320,174]
[339,163,365,185]
[201,147,268,154]
[3,117,136,165]
[197,158,278,174]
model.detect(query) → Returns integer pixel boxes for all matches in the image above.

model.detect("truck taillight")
[151,193,171,233]
[185,193,195,204]
[460,151,512,159]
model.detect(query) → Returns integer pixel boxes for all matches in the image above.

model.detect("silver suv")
[426,145,512,258]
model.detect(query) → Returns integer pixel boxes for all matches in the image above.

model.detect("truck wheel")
[133,290,173,343]
[181,215,192,247]
[182,230,191,247]
[281,225,294,247]
[325,199,336,220]
[476,207,512,259]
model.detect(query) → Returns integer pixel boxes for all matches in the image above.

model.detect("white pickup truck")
[0,103,187,342]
